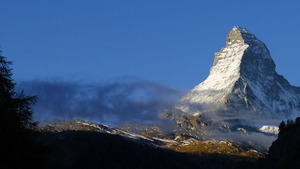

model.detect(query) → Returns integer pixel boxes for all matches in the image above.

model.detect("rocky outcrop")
[177,26,300,121]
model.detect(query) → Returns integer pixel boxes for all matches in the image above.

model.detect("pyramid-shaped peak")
[177,27,300,121]
[226,26,256,46]
[232,26,249,33]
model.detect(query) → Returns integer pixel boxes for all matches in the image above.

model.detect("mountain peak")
[177,26,300,121]
[232,26,248,32]
[226,26,256,47]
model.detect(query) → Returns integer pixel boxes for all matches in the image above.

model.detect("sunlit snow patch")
[258,125,279,135]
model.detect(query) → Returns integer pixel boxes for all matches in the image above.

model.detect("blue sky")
[1,1,300,90]
[2,1,300,124]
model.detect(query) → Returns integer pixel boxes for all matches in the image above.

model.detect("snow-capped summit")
[177,26,300,120]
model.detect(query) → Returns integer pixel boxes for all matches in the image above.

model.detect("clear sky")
[1,1,300,125]
[1,1,300,90]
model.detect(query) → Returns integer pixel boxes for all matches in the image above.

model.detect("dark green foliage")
[279,121,286,132]
[0,53,37,132]
[286,119,294,127]
[0,52,38,169]
[262,117,300,169]
[295,117,300,125]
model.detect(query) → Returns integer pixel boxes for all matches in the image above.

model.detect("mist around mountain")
[18,78,183,126]
[158,26,300,150]
[18,26,300,151]
[177,26,300,119]
[36,121,260,169]
[25,117,300,169]
[4,26,300,169]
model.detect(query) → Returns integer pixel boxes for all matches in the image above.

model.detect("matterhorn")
[175,26,300,129]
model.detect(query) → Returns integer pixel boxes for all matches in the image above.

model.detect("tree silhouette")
[278,121,286,132]
[0,51,38,168]
[0,52,37,133]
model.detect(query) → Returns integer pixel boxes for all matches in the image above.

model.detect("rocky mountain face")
[174,26,300,130]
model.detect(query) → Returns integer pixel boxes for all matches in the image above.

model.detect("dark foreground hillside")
[4,119,300,169]
[36,131,256,169]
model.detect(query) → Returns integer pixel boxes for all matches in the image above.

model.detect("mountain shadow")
[36,130,258,169]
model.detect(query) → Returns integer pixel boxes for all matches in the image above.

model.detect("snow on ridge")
[233,26,249,34]
[176,26,300,122]
[259,125,279,135]
[178,29,250,112]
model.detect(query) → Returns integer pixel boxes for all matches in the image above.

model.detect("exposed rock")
[174,26,300,131]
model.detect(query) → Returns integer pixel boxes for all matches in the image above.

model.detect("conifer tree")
[0,51,38,168]
[279,121,286,132]
[0,52,36,135]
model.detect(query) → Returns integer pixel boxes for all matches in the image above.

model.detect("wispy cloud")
[18,77,184,126]
[18,78,281,149]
